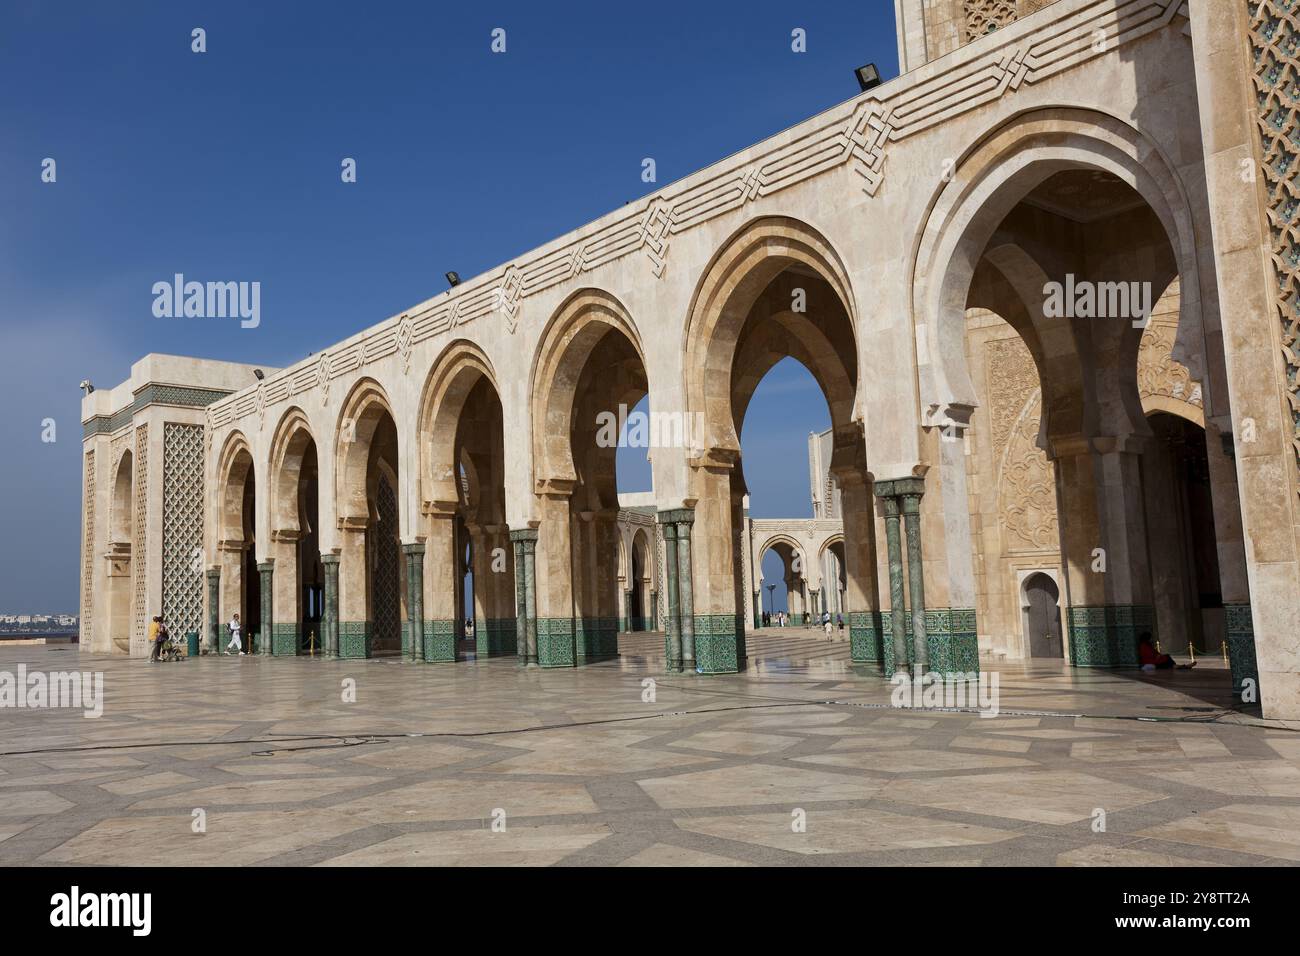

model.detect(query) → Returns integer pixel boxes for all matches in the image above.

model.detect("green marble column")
[509,529,538,666]
[257,561,274,657]
[649,589,658,632]
[205,568,220,655]
[402,543,425,664]
[675,512,696,669]
[752,590,761,631]
[876,482,908,675]
[898,478,928,675]
[659,517,682,672]
[623,589,632,633]
[321,553,340,660]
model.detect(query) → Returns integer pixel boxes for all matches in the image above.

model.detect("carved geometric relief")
[999,390,1059,552]
[82,450,95,641]
[162,424,205,643]
[1248,0,1300,491]
[132,424,149,654]
[985,334,1040,454]
[966,0,1019,41]
[1138,316,1203,411]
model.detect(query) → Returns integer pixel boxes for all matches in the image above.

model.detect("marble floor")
[0,632,1296,866]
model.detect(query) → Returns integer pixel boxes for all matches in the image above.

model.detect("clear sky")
[0,0,899,613]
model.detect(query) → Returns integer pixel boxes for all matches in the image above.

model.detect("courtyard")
[1,634,1296,867]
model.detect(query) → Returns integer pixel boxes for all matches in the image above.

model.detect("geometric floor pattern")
[1,632,1297,866]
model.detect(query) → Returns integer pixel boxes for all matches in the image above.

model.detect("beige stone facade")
[80,0,1300,718]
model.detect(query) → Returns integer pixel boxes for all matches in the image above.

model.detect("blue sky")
[0,0,898,612]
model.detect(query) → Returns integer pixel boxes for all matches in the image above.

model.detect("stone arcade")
[80,1,1300,719]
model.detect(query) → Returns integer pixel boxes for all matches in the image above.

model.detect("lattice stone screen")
[162,423,205,641]
[81,450,95,641]
[132,424,148,654]
[1249,0,1300,493]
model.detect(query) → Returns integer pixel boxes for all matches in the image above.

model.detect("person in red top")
[1138,632,1195,671]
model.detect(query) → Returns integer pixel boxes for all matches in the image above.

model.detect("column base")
[693,614,739,674]
[1225,604,1260,703]
[422,620,457,662]
[271,624,300,657]
[537,617,576,667]
[338,622,372,659]
[880,609,980,677]
[1067,605,1151,667]
[849,610,884,665]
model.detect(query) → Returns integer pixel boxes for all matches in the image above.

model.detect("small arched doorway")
[1021,572,1062,659]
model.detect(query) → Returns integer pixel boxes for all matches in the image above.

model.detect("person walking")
[822,609,832,636]
[225,613,244,656]
[147,615,163,663]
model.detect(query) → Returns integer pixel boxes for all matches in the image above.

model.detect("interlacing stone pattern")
[1067,605,1152,667]
[1225,603,1261,700]
[370,475,401,653]
[423,619,456,662]
[1250,0,1300,491]
[161,424,205,644]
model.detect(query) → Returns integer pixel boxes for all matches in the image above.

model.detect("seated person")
[1138,632,1195,671]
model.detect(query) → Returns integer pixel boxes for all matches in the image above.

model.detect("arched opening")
[531,290,650,666]
[918,110,1246,670]
[419,343,514,662]
[217,436,257,654]
[821,537,847,622]
[682,218,879,672]
[629,528,651,631]
[1021,572,1063,659]
[758,537,808,626]
[105,450,134,654]
[335,381,405,659]
[269,411,322,655]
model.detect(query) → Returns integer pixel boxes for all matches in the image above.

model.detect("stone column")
[876,482,909,677]
[686,452,739,673]
[321,553,340,659]
[509,528,538,666]
[402,543,425,663]
[422,511,457,662]
[257,560,274,656]
[534,483,576,667]
[898,477,929,675]
[205,567,221,655]
[649,589,659,632]
[270,533,300,656]
[676,511,696,669]
[623,588,632,633]
[337,521,370,659]
[839,472,883,664]
[659,517,682,671]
